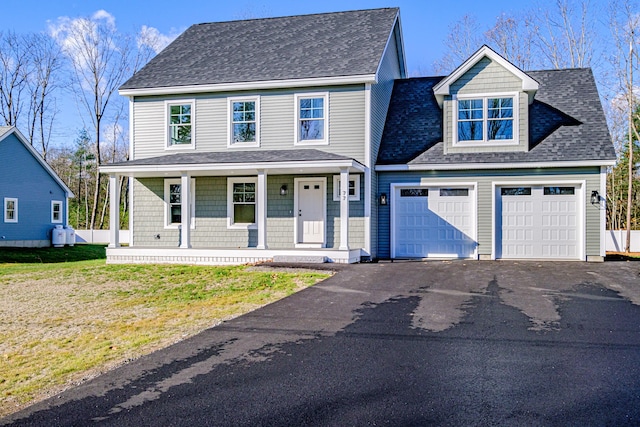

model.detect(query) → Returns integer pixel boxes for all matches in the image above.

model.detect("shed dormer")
[433,45,539,154]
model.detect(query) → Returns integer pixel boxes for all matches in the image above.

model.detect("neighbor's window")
[332,175,360,201]
[229,97,259,145]
[51,200,63,223]
[4,198,17,223]
[228,177,257,227]
[295,93,328,144]
[167,102,193,147]
[457,95,514,143]
[164,179,195,228]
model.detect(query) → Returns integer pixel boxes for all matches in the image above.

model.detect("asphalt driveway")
[3,260,640,426]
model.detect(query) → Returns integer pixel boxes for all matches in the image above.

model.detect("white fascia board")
[433,45,539,106]
[375,160,616,172]
[119,74,377,97]
[100,159,366,175]
[1,127,75,198]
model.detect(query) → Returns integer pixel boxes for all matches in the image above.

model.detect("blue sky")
[0,0,608,148]
[1,0,540,77]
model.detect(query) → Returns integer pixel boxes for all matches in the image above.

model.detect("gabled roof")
[0,126,74,197]
[433,45,539,107]
[377,68,616,167]
[120,8,403,95]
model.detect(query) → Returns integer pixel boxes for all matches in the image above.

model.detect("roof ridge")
[193,7,399,26]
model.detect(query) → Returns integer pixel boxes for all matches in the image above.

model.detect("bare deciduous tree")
[50,11,135,229]
[0,31,29,127]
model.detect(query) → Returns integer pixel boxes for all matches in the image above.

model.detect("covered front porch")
[100,149,368,265]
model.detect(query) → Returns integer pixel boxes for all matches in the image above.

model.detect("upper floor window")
[228,97,260,147]
[4,198,17,223]
[295,93,328,145]
[167,101,194,148]
[51,200,63,223]
[164,178,195,228]
[456,94,516,144]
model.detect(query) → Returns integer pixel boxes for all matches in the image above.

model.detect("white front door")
[497,185,581,259]
[296,179,325,245]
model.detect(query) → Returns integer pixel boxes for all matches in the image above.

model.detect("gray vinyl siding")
[369,23,403,257]
[0,133,68,243]
[444,57,528,154]
[131,85,367,164]
[132,174,365,249]
[377,167,602,260]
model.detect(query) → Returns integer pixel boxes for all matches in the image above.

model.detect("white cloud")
[138,25,178,54]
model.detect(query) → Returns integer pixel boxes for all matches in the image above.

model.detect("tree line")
[0,2,638,236]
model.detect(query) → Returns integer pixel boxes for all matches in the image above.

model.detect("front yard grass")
[0,247,330,417]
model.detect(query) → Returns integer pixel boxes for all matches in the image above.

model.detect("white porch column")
[108,173,120,248]
[180,172,191,248]
[257,169,267,249]
[339,167,350,251]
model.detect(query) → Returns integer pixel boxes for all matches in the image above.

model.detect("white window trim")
[164,178,196,229]
[51,200,63,224]
[4,197,17,223]
[453,91,519,147]
[227,96,260,148]
[165,99,196,150]
[227,177,258,229]
[294,92,329,146]
[332,175,360,201]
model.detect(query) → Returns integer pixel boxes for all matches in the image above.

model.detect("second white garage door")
[497,185,582,259]
[393,186,476,258]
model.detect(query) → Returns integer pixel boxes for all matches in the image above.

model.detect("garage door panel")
[394,186,476,258]
[499,185,581,260]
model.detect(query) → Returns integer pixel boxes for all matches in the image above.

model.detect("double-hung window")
[227,177,257,228]
[295,93,328,144]
[4,198,17,223]
[456,94,516,144]
[51,201,63,223]
[164,179,195,228]
[167,101,194,148]
[228,97,259,146]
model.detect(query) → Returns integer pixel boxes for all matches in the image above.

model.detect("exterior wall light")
[280,184,288,196]
[591,190,599,205]
[379,193,388,205]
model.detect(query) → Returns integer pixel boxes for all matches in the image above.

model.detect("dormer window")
[455,94,516,144]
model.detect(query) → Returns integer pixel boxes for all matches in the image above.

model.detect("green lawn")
[0,245,330,416]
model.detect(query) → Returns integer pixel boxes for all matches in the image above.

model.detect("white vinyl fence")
[75,230,130,245]
[606,230,640,253]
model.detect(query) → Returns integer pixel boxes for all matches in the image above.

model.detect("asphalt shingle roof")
[121,8,399,90]
[106,149,355,167]
[377,68,616,165]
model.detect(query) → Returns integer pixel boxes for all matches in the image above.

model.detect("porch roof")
[100,149,366,177]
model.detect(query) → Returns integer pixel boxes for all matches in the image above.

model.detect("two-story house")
[101,8,616,264]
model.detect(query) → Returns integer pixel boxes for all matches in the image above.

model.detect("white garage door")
[498,185,581,259]
[393,186,476,258]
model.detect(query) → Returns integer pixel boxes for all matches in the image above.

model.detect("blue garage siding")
[0,133,68,242]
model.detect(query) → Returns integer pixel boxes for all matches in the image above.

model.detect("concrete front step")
[272,255,328,263]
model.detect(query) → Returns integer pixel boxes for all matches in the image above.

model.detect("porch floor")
[106,246,362,266]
